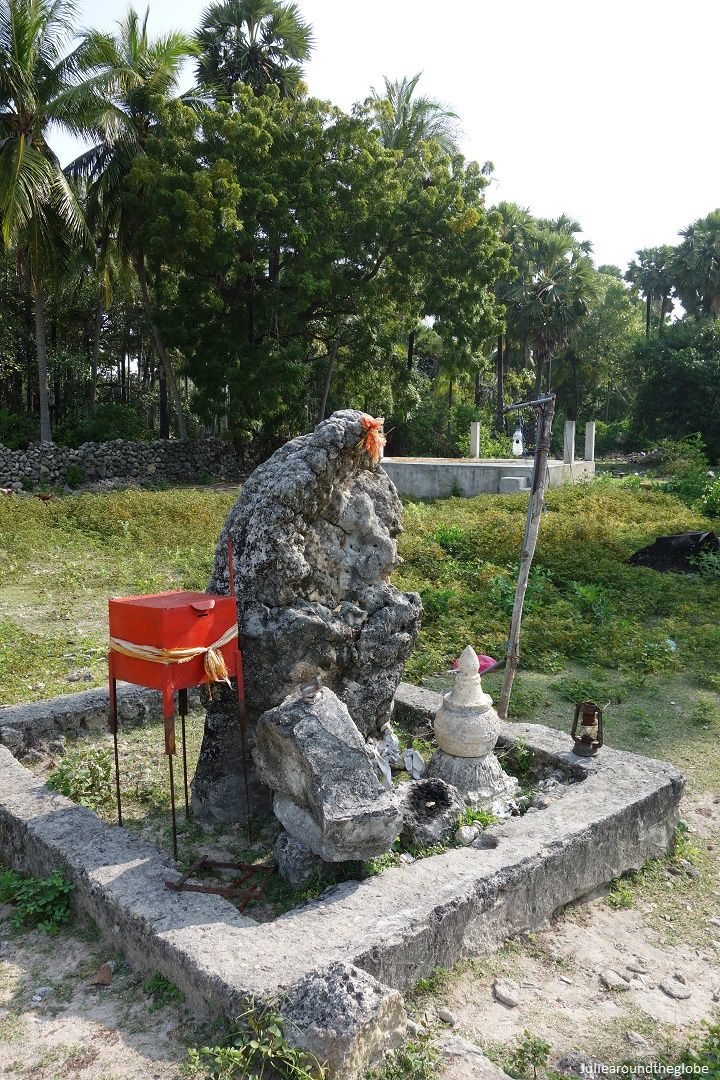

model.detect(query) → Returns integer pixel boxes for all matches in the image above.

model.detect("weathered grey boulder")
[281,961,407,1079]
[398,777,463,849]
[254,687,402,862]
[193,410,421,822]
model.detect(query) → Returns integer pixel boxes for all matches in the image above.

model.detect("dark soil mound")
[629,531,719,573]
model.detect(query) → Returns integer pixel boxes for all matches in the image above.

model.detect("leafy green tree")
[625,245,675,337]
[631,320,720,459]
[0,0,102,441]
[556,269,644,421]
[134,90,507,448]
[196,0,313,99]
[672,209,720,319]
[67,6,197,438]
[491,200,534,428]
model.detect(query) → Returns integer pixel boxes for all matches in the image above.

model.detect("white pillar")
[584,421,596,462]
[563,420,576,465]
[470,422,481,458]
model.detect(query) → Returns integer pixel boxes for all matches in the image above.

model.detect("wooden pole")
[497,394,556,720]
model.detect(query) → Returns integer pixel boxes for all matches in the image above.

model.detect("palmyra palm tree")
[0,0,102,441]
[672,210,720,319]
[508,228,596,396]
[196,0,313,99]
[625,246,675,337]
[67,7,197,438]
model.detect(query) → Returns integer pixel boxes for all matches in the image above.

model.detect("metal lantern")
[512,427,524,457]
[571,700,604,756]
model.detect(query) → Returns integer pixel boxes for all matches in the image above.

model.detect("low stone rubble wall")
[0,683,203,756]
[0,436,241,491]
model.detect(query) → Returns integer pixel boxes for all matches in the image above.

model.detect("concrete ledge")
[381,458,594,498]
[0,684,203,754]
[0,687,684,1020]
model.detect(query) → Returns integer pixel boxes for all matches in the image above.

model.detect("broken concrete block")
[398,777,463,848]
[274,830,327,888]
[255,687,402,862]
[281,961,406,1079]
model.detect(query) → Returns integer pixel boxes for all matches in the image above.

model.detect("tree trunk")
[495,334,505,432]
[135,255,188,439]
[407,329,415,372]
[34,283,52,443]
[318,341,339,421]
[158,367,169,439]
[659,296,668,333]
[90,293,102,408]
[645,294,651,338]
[498,394,556,720]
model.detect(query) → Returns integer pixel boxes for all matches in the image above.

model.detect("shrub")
[55,403,151,447]
[64,463,85,489]
[186,1001,326,1079]
[46,748,113,811]
[0,409,39,450]
[660,434,711,503]
[700,476,720,517]
[0,866,74,933]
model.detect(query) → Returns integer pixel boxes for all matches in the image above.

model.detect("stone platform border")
[0,682,684,1027]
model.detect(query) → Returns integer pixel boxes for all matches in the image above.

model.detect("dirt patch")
[0,912,194,1080]
[418,797,720,1075]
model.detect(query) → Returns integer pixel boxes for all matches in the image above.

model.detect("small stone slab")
[600,969,629,991]
[659,979,692,1000]
[281,961,406,1079]
[493,978,520,1007]
[433,1035,514,1080]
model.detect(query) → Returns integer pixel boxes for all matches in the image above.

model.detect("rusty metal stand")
[165,856,273,911]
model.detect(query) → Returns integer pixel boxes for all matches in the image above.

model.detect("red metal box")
[108,590,239,699]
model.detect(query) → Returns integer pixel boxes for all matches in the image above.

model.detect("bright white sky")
[58,0,719,272]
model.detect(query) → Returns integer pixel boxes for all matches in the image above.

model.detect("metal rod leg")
[179,689,190,820]
[168,754,178,861]
[113,728,122,827]
[109,675,122,827]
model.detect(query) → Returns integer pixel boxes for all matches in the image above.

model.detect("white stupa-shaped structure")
[427,645,518,807]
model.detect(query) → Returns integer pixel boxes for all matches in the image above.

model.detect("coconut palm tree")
[0,0,103,442]
[196,0,313,99]
[369,73,460,158]
[508,228,596,396]
[672,210,720,319]
[67,7,196,437]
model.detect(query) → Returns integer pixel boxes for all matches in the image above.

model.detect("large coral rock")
[192,410,421,822]
[254,686,402,862]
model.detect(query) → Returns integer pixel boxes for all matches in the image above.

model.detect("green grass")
[2,478,719,796]
[0,487,235,704]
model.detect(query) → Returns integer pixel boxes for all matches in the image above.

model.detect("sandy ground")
[426,792,720,1077]
[0,917,191,1080]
